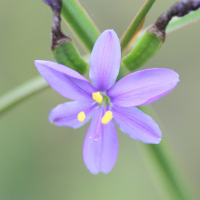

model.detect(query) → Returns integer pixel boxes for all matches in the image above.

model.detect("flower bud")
[43,0,88,75]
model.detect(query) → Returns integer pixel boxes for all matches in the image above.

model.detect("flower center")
[77,92,113,125]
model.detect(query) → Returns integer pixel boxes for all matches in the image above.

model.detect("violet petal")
[35,60,97,102]
[49,101,95,129]
[83,107,118,174]
[107,68,179,107]
[89,30,121,91]
[112,106,162,144]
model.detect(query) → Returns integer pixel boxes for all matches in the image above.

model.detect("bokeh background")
[0,0,200,199]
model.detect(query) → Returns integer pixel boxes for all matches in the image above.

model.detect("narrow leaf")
[120,0,155,53]
[61,0,100,52]
[127,18,145,48]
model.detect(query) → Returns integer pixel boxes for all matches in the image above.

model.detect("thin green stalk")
[61,0,100,52]
[120,0,155,52]
[0,76,48,115]
[137,105,195,200]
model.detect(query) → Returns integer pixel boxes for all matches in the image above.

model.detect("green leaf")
[61,0,100,52]
[120,0,156,53]
[0,76,48,115]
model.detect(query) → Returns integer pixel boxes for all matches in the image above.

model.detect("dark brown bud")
[43,0,71,50]
[155,0,200,33]
[43,0,62,12]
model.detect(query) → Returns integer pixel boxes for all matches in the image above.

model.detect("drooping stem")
[155,0,200,34]
[43,0,71,50]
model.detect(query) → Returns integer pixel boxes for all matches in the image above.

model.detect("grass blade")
[120,0,155,53]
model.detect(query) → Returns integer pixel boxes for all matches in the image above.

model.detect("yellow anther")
[92,92,103,104]
[101,111,113,124]
[77,111,86,122]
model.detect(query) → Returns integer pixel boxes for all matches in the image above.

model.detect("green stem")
[0,76,48,115]
[61,0,100,52]
[120,0,156,53]
[138,105,195,200]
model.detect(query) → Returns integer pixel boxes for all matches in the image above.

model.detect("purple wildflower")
[34,30,179,174]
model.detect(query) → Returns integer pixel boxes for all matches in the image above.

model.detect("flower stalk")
[138,106,195,200]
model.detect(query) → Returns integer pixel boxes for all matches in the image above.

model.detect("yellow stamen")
[77,111,86,122]
[101,111,113,124]
[92,92,103,104]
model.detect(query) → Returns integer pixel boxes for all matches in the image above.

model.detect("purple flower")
[34,30,179,174]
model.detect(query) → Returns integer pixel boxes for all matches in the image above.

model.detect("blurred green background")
[0,0,200,199]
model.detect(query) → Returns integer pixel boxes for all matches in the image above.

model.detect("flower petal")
[89,30,121,91]
[112,106,162,144]
[35,60,97,102]
[107,68,179,107]
[83,107,118,174]
[49,101,95,129]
